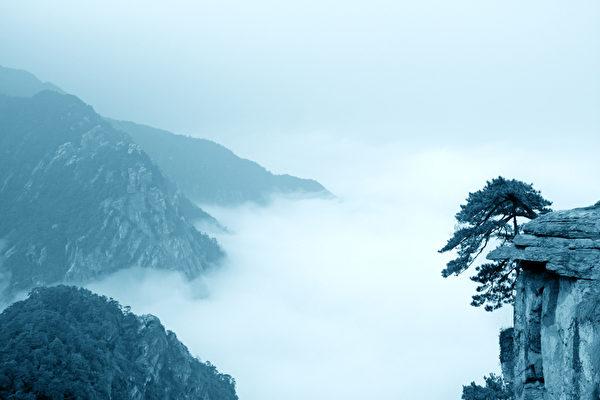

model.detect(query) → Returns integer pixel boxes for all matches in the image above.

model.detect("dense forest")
[0,286,237,400]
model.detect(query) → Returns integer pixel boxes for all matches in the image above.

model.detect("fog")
[2,0,599,146]
[3,1,599,397]
[87,141,600,399]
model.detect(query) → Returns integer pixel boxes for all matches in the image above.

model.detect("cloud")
[1,3,597,395]
[89,198,508,398]
[86,138,600,399]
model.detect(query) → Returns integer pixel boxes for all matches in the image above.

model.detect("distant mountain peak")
[0,65,63,97]
[0,91,222,295]
[0,65,331,206]
[109,119,332,205]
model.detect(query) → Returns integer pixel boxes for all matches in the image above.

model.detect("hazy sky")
[1,0,599,153]
[2,2,600,398]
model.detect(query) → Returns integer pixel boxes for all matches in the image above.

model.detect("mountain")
[109,120,330,205]
[0,91,222,295]
[0,65,330,206]
[0,285,238,400]
[0,65,63,97]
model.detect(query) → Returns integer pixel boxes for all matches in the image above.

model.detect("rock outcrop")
[489,204,600,399]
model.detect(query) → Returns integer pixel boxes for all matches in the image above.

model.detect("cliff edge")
[489,204,600,399]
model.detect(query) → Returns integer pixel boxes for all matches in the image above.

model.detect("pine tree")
[440,177,552,311]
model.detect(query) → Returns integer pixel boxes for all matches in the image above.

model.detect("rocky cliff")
[0,91,222,295]
[489,204,600,399]
[0,285,238,399]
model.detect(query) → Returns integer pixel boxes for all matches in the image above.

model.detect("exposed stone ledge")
[488,205,600,280]
[522,205,600,240]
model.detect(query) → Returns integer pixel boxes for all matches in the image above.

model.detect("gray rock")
[488,206,600,280]
[523,206,600,240]
[490,204,600,399]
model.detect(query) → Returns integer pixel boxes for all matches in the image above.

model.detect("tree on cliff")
[439,177,552,311]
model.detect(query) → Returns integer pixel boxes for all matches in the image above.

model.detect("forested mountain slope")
[0,286,238,400]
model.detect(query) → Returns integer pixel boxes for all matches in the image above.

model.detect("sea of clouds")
[88,138,600,399]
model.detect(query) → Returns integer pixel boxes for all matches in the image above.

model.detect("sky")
[1,0,599,154]
[2,1,600,398]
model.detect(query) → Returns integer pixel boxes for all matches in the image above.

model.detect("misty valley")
[0,65,517,399]
[0,3,599,398]
[0,66,332,399]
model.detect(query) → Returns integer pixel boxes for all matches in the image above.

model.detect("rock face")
[499,327,515,387]
[488,205,600,399]
[0,286,238,399]
[0,91,222,295]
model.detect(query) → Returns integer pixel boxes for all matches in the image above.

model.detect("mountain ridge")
[109,118,331,205]
[0,65,330,205]
[0,90,222,295]
[0,65,63,97]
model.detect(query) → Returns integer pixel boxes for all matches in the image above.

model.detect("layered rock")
[488,204,600,399]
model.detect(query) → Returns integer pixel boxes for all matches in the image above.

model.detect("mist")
[2,0,598,147]
[87,140,600,399]
[3,1,598,397]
